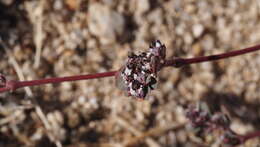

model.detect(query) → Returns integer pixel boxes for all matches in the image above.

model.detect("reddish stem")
[1,44,260,94]
[164,44,260,67]
[0,71,117,93]
[240,130,260,143]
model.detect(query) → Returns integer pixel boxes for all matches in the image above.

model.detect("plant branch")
[240,130,260,144]
[164,44,260,67]
[0,71,117,93]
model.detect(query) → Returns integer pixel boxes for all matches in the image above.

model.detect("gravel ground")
[0,0,260,147]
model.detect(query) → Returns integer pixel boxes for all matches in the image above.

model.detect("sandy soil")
[0,0,260,146]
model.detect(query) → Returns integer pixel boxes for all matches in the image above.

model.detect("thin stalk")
[241,130,260,143]
[0,71,117,93]
[1,44,260,94]
[164,44,260,67]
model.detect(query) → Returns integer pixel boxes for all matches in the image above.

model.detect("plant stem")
[1,44,260,94]
[164,44,260,67]
[241,130,260,143]
[0,71,117,93]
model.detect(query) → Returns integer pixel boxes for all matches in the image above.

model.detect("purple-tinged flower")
[222,130,242,146]
[186,102,211,134]
[116,40,166,99]
[185,101,246,146]
[211,113,230,129]
[0,74,6,87]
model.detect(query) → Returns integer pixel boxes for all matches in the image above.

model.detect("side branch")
[164,44,260,67]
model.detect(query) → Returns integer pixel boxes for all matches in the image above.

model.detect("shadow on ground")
[201,90,260,129]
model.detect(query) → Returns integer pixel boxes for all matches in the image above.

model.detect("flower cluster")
[186,102,243,146]
[116,40,166,99]
[0,74,6,87]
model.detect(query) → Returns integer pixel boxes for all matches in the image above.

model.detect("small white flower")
[155,41,161,48]
[129,84,137,96]
[144,63,150,69]
[134,74,138,79]
[124,68,132,75]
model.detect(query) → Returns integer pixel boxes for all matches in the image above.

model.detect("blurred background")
[0,0,260,146]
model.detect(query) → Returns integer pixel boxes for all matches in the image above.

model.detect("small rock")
[65,0,79,10]
[136,0,150,14]
[88,3,125,45]
[0,0,14,6]
[192,23,204,38]
[102,0,115,7]
[53,0,64,10]
[183,32,193,44]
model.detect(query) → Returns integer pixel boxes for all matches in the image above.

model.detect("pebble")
[183,32,193,44]
[136,0,150,15]
[192,23,204,38]
[2,1,260,146]
[88,3,125,45]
